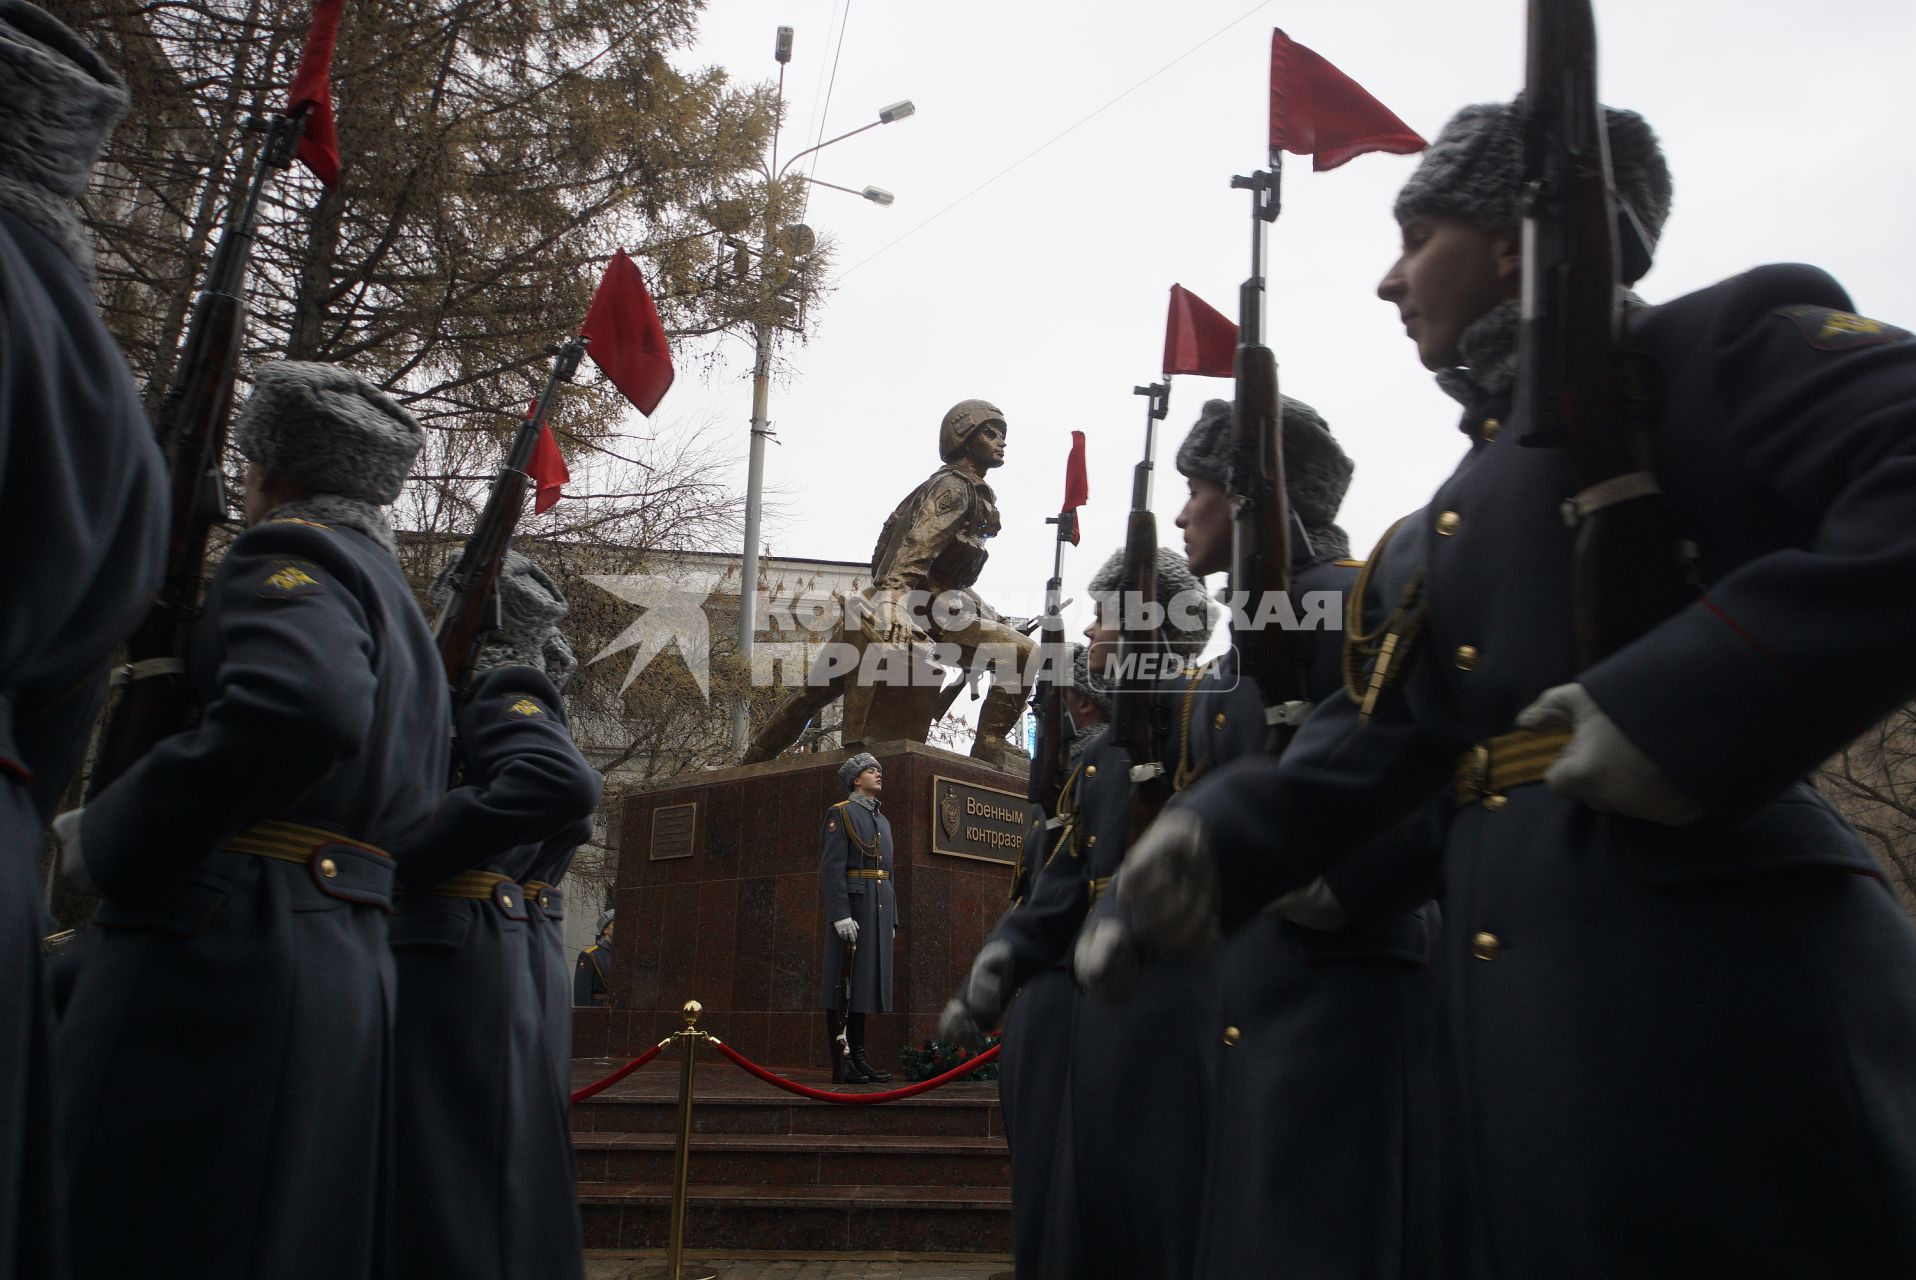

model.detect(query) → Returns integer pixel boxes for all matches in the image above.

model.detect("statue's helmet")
[939,398,1007,462]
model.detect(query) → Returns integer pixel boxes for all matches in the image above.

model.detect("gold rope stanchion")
[632,1000,717,1280]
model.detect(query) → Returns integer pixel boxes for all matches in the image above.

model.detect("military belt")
[1455,727,1575,808]
[400,869,530,921]
[524,880,564,919]
[847,868,889,881]
[1086,875,1112,905]
[222,819,395,910]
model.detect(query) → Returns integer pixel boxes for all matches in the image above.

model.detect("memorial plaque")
[929,774,1027,865]
[649,802,697,860]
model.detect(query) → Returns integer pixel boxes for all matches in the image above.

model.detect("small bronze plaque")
[930,774,1027,865]
[649,802,697,860]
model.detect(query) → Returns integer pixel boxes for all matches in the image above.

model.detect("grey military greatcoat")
[1190,266,1916,1277]
[817,794,896,1013]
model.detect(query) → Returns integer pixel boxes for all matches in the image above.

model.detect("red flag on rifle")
[524,400,570,514]
[1163,284,1237,377]
[581,249,675,415]
[1060,430,1089,545]
[285,0,345,187]
[1269,29,1425,172]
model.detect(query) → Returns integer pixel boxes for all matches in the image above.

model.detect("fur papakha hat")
[1088,546,1217,658]
[1065,641,1113,718]
[429,549,576,688]
[1393,99,1672,282]
[0,1,129,275]
[235,361,424,505]
[838,751,881,792]
[1175,396,1355,528]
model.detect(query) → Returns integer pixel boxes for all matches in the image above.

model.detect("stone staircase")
[571,1054,1012,1254]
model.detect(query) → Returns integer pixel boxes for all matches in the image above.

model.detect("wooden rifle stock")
[1520,0,1687,666]
[433,336,587,693]
[88,109,310,797]
[1226,166,1301,753]
[1113,506,1169,834]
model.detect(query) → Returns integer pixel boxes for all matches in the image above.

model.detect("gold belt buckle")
[1463,743,1492,805]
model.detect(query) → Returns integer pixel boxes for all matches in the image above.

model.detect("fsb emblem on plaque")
[930,774,1027,866]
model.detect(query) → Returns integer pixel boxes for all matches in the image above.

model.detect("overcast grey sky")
[638,0,1916,638]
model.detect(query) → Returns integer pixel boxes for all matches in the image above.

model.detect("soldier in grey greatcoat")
[392,552,603,1280]
[0,6,167,1275]
[944,546,1216,1280]
[817,751,898,1082]
[54,362,446,1279]
[1116,98,1916,1278]
[1084,398,1442,1279]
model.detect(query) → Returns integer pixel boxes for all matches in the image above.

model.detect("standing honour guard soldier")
[574,907,614,1006]
[53,361,446,1279]
[986,642,1110,1280]
[744,400,1034,772]
[818,751,897,1083]
[393,551,603,1280]
[1087,397,1442,1279]
[944,545,1216,1280]
[0,5,166,1274]
[1118,95,1916,1277]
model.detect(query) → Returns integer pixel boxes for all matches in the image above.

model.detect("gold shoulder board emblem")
[507,697,545,717]
[270,517,333,530]
[258,561,324,598]
[1778,303,1910,351]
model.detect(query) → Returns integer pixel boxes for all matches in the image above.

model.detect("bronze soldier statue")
[742,399,1034,772]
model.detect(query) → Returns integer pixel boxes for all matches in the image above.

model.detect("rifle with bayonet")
[1112,383,1174,836]
[432,337,587,693]
[88,106,316,797]
[1226,166,1308,755]
[835,936,856,1060]
[1010,505,1078,904]
[1519,0,1686,666]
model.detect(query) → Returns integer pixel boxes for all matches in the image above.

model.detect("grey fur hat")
[1088,546,1217,657]
[0,1,129,277]
[235,361,424,504]
[1175,397,1355,561]
[1393,99,1672,282]
[1065,641,1113,717]
[597,908,614,933]
[838,751,881,792]
[429,549,576,688]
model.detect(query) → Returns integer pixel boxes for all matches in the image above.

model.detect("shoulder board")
[1774,303,1912,351]
[270,517,333,531]
[1336,558,1365,569]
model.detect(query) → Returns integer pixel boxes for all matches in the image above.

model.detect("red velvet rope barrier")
[710,1039,1001,1104]
[569,1041,666,1104]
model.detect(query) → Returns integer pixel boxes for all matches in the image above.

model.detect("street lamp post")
[729,30,913,756]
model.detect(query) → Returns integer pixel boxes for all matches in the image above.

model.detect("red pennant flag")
[524,400,570,514]
[1269,30,1425,172]
[1061,430,1089,545]
[580,249,675,415]
[1163,284,1237,377]
[285,0,345,187]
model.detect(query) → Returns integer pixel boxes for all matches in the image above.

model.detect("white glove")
[938,996,987,1050]
[1072,915,1142,1002]
[1266,877,1348,932]
[1515,682,1704,826]
[956,939,1013,1028]
[834,917,859,943]
[52,809,96,895]
[1116,809,1221,955]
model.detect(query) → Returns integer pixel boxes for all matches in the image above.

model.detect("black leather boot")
[826,1010,850,1084]
[848,1013,892,1082]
